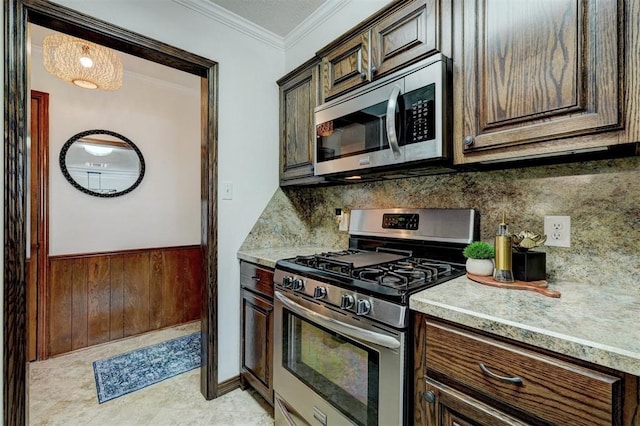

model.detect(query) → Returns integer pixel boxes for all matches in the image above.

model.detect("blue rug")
[93,332,201,403]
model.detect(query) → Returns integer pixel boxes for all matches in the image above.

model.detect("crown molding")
[284,0,353,50]
[173,0,354,53]
[172,0,285,51]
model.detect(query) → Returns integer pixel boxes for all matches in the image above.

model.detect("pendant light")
[43,33,123,91]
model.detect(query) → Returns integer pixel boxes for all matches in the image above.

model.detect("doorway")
[4,1,219,424]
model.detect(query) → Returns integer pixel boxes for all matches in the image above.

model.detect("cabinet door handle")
[463,136,475,147]
[251,276,261,282]
[479,363,524,386]
[360,71,367,79]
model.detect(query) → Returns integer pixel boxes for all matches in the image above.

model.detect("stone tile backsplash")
[241,156,640,286]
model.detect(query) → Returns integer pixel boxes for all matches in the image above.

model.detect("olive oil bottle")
[493,212,515,282]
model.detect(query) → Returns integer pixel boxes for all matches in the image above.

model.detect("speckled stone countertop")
[237,246,343,269]
[410,276,640,376]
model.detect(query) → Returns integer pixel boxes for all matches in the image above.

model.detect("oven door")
[273,290,405,426]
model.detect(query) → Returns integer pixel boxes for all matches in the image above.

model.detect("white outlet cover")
[544,216,571,247]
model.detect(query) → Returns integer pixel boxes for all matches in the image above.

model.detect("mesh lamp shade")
[43,33,123,91]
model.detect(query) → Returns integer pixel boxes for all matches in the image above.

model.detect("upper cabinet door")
[370,0,440,79]
[321,31,370,101]
[454,0,622,164]
[279,60,321,185]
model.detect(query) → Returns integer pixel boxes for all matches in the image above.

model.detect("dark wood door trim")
[29,90,50,362]
[4,1,219,423]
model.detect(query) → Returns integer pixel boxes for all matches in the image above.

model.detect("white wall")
[50,0,284,382]
[31,41,201,255]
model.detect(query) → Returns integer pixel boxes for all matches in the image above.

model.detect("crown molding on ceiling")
[173,0,352,52]
[173,0,285,50]
[284,0,353,50]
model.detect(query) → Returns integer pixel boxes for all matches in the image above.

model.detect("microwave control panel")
[405,84,435,143]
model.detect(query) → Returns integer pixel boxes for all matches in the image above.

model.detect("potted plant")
[463,241,495,276]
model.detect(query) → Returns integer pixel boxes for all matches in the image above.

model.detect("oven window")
[283,310,379,426]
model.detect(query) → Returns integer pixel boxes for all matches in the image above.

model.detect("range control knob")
[292,278,304,291]
[313,286,327,299]
[356,299,371,316]
[282,276,294,288]
[340,294,355,309]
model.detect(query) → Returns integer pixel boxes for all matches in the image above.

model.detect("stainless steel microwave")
[314,54,451,178]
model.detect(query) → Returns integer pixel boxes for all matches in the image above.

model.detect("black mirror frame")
[59,129,146,197]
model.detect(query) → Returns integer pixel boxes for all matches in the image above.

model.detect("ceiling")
[30,0,330,86]
[207,0,327,36]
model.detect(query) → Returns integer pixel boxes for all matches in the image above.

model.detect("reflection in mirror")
[60,130,145,197]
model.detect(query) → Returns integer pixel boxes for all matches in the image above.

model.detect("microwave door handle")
[385,85,402,159]
[275,291,401,349]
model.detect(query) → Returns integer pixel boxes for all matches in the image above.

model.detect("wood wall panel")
[110,256,125,340]
[183,248,203,322]
[48,260,73,356]
[47,245,202,357]
[87,256,111,346]
[71,258,88,350]
[150,250,164,330]
[161,249,182,328]
[123,252,150,337]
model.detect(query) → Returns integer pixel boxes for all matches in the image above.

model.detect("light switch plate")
[339,212,350,232]
[222,181,233,200]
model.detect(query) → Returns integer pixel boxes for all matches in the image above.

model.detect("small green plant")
[463,241,495,259]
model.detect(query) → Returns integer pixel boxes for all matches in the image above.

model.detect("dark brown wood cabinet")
[321,31,370,101]
[370,0,441,79]
[278,58,322,186]
[414,314,639,426]
[239,261,274,405]
[422,379,528,426]
[452,0,625,164]
[320,0,444,102]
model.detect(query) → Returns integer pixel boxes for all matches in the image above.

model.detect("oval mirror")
[59,130,145,197]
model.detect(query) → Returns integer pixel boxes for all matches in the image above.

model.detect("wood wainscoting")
[46,245,202,358]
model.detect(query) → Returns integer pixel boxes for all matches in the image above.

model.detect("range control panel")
[382,213,419,230]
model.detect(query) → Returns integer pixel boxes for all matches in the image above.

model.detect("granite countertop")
[237,246,343,269]
[410,276,640,376]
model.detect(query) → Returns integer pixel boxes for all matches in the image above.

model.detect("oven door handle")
[276,291,401,349]
[385,85,402,159]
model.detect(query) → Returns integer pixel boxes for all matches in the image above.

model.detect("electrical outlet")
[544,216,571,247]
[339,212,350,232]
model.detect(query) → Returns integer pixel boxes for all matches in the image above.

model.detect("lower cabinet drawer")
[425,321,621,426]
[240,261,274,297]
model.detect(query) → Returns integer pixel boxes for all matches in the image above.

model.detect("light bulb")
[79,56,93,68]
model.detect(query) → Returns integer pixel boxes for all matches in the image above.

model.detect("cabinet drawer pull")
[479,363,524,386]
[251,276,261,282]
[422,390,435,404]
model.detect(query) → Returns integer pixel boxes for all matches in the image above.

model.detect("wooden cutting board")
[466,273,561,298]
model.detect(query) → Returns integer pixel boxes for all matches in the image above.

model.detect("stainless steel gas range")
[273,208,479,426]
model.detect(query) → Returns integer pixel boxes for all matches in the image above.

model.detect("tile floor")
[28,321,274,425]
